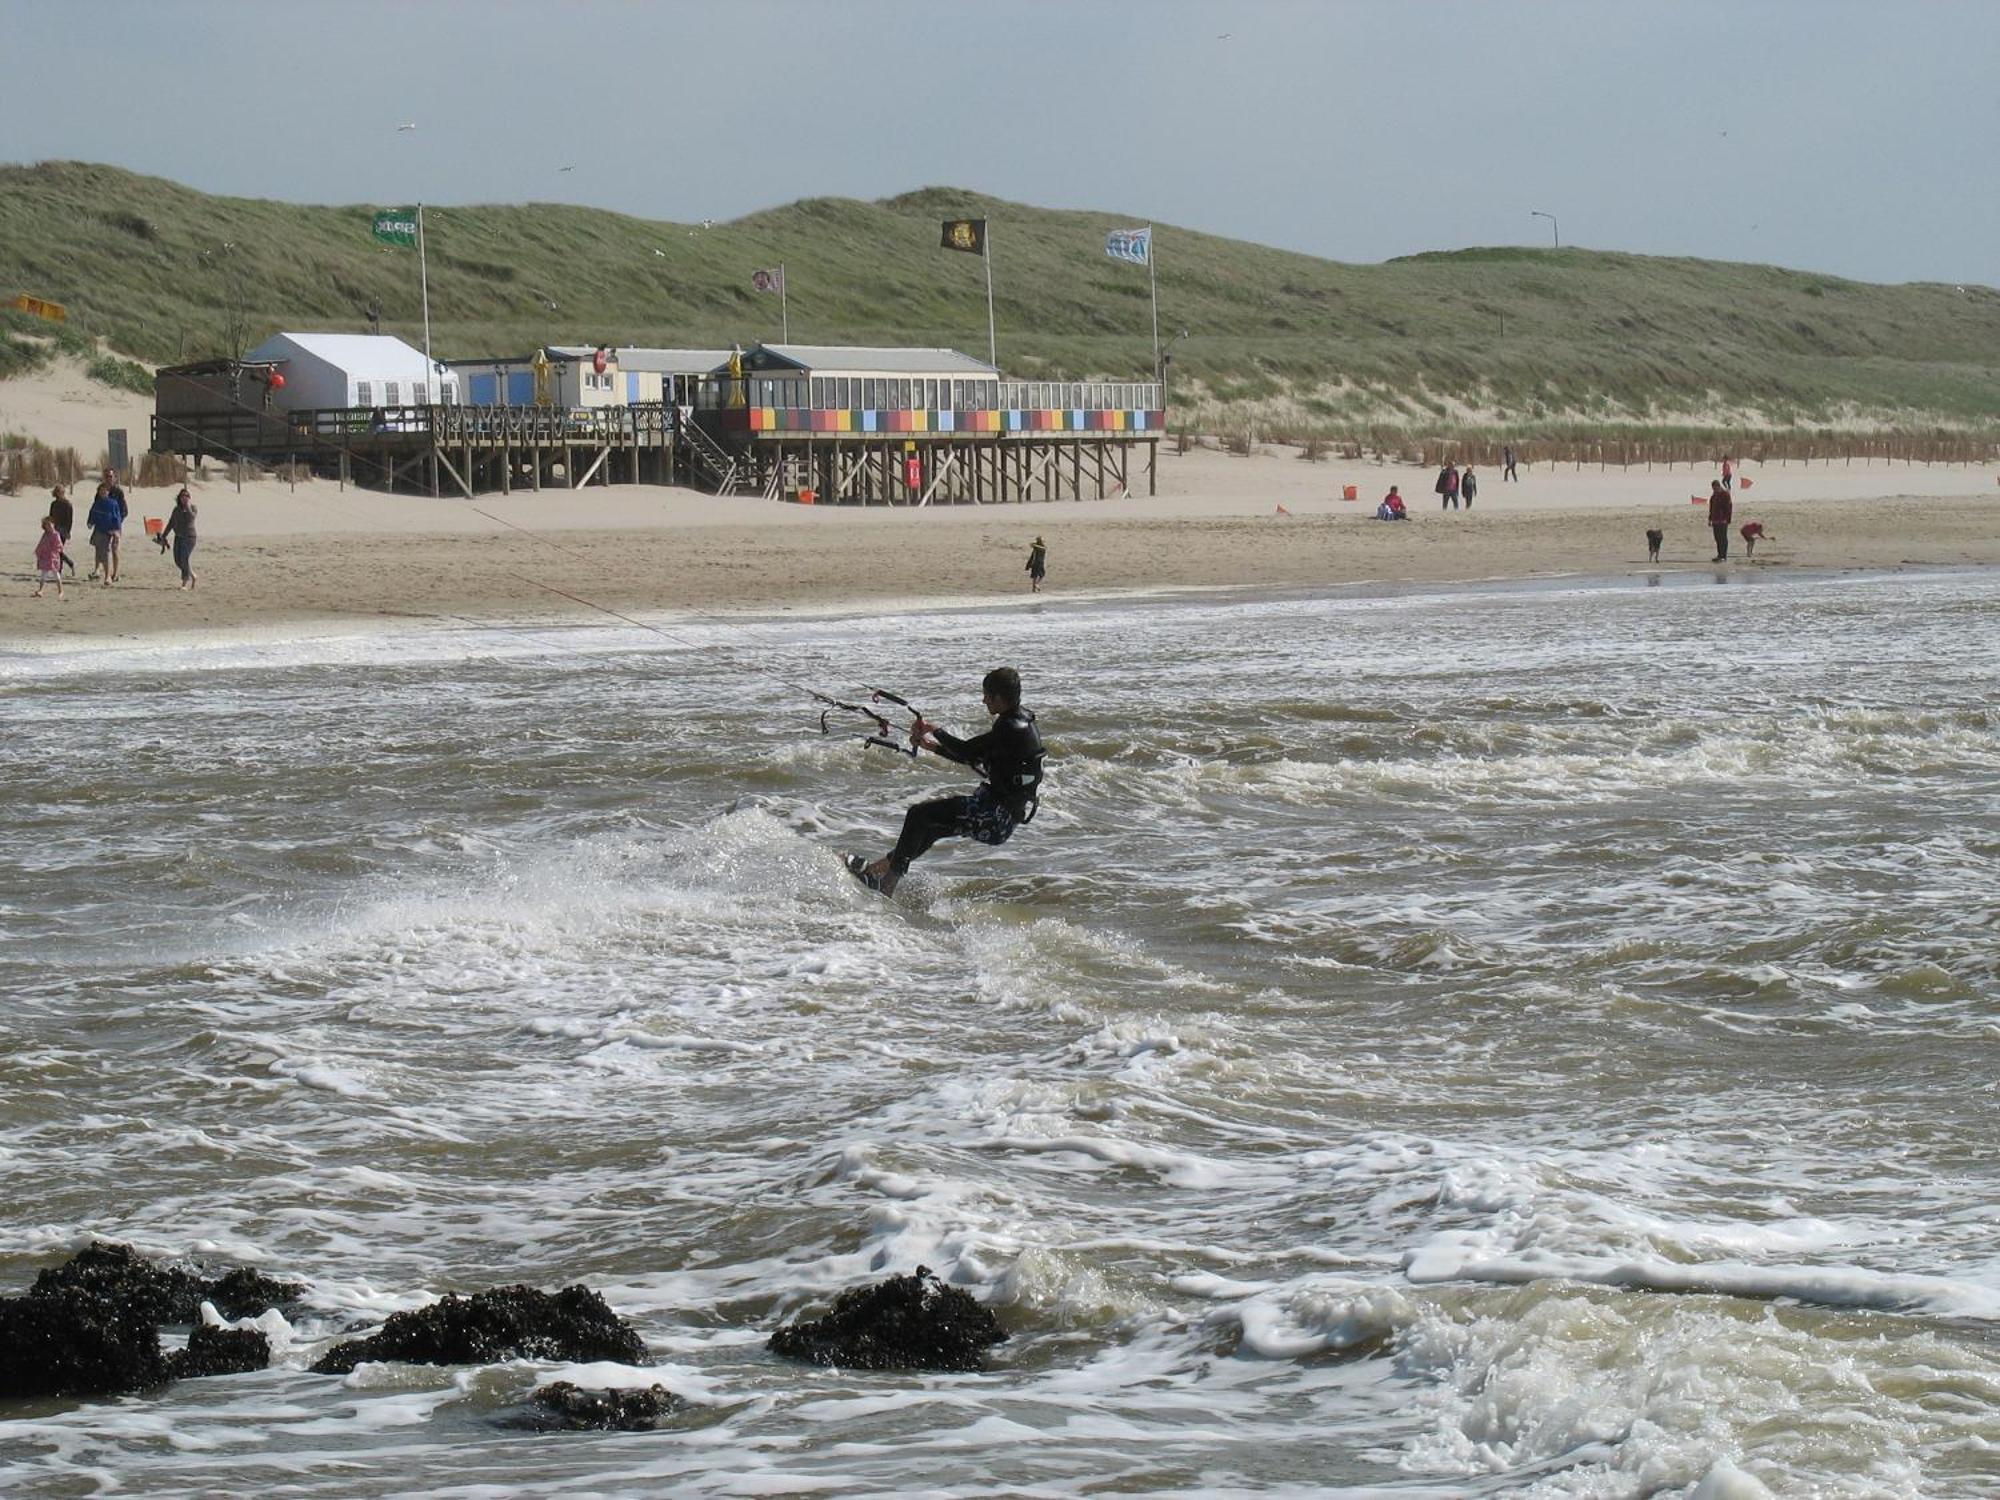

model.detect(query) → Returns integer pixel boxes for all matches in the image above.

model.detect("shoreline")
[3,444,1997,646]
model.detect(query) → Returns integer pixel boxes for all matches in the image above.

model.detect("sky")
[4,0,1995,290]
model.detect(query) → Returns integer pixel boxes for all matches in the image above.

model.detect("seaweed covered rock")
[165,1324,270,1380]
[309,1285,647,1375]
[29,1241,208,1325]
[525,1379,684,1431]
[0,1288,169,1398]
[767,1266,1007,1372]
[28,1242,305,1325]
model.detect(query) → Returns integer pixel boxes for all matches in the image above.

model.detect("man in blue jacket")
[86,470,127,585]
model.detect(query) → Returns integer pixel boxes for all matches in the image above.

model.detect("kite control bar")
[814,687,927,758]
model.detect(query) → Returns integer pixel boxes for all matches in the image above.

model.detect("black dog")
[1645,528,1663,562]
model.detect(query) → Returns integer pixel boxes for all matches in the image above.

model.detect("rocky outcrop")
[767,1266,1007,1372]
[0,1287,169,1398]
[524,1380,684,1431]
[310,1285,647,1375]
[166,1325,270,1381]
[0,1242,300,1400]
[28,1241,305,1324]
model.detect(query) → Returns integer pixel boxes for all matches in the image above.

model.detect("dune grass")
[4,161,2000,434]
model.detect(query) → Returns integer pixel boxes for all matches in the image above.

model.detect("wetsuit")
[888,707,1044,875]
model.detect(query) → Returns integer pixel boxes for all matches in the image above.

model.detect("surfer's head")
[982,667,1021,712]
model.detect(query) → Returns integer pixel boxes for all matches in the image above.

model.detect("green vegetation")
[3,160,2000,434]
[85,352,153,394]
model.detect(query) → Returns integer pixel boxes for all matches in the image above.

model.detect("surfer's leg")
[861,795,971,893]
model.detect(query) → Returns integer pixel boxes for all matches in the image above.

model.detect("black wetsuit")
[889,707,1044,875]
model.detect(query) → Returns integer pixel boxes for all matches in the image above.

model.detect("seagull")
[558,165,574,172]
[396,122,417,131]
[1217,32,1231,39]
[653,249,666,257]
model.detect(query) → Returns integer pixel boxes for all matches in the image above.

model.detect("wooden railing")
[155,403,680,455]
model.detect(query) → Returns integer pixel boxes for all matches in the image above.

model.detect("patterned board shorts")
[959,785,1020,846]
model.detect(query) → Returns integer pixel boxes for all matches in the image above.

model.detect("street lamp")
[1530,210,1560,248]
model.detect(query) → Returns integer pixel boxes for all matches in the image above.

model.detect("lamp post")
[1531,210,1560,248]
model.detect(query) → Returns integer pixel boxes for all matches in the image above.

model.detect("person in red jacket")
[1708,480,1733,561]
[1739,520,1771,558]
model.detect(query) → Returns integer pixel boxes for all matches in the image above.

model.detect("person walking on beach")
[47,485,76,575]
[1502,445,1519,481]
[846,667,1044,897]
[1025,535,1047,593]
[86,473,127,585]
[159,486,198,589]
[1435,461,1460,511]
[32,516,66,599]
[1460,465,1478,510]
[1708,479,1733,561]
[1721,454,1735,490]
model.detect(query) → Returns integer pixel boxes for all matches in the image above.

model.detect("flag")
[940,218,986,255]
[751,266,785,294]
[371,207,419,247]
[1105,226,1152,266]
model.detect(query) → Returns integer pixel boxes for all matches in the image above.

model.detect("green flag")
[371,207,419,247]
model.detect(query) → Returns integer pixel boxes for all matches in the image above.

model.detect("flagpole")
[983,228,997,369]
[417,203,432,366]
[1147,226,1160,381]
[780,261,789,343]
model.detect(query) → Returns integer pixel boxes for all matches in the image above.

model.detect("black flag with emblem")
[939,218,987,255]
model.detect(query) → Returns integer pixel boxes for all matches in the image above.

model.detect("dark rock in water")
[767,1266,1007,1372]
[0,1288,168,1398]
[205,1267,308,1322]
[27,1241,306,1325]
[309,1284,647,1375]
[526,1379,684,1431]
[29,1241,209,1326]
[166,1325,270,1380]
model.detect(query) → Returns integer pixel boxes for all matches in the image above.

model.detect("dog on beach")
[1645,528,1663,562]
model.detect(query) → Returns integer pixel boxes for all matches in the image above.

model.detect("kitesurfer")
[848,667,1044,895]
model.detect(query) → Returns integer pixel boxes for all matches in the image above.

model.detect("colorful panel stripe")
[737,409,1167,435]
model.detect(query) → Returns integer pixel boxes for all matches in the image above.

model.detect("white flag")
[751,266,785,294]
[1105,227,1151,266]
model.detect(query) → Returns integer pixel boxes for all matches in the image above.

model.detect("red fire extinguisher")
[904,455,922,490]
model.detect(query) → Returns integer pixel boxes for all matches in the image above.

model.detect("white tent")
[242,332,459,411]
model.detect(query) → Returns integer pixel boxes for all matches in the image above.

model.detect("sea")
[1,566,1996,1498]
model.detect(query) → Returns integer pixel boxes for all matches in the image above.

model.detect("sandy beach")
[4,366,1998,645]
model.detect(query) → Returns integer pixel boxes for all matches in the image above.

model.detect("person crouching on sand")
[1739,520,1771,559]
[1377,486,1408,520]
[32,516,66,599]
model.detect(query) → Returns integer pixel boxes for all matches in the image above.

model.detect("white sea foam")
[1,569,1996,1495]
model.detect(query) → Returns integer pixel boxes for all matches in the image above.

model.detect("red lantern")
[269,371,286,390]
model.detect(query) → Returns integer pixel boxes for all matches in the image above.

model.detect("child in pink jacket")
[33,516,65,598]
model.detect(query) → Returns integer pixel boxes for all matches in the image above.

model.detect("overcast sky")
[4,0,1993,289]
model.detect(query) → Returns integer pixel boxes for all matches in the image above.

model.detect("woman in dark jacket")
[159,487,199,589]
